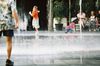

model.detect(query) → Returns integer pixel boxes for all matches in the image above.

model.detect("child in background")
[29,6,40,39]
[65,22,75,33]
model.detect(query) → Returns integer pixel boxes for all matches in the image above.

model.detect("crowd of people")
[65,10,100,33]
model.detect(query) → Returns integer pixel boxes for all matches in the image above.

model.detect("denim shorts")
[0,30,14,37]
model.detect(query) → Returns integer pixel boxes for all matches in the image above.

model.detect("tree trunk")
[48,0,53,31]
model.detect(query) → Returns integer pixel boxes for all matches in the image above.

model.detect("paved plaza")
[0,31,100,66]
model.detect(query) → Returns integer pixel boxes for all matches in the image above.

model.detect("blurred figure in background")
[65,22,75,33]
[29,6,40,39]
[89,11,96,31]
[96,10,100,31]
[77,11,86,28]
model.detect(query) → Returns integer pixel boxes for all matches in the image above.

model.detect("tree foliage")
[53,0,66,23]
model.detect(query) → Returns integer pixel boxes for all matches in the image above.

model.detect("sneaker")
[6,59,14,66]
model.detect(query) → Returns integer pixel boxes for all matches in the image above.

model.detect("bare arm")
[12,9,19,29]
[29,11,32,16]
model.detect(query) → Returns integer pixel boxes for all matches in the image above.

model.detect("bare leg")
[6,36,12,60]
[35,28,38,32]
[35,28,39,39]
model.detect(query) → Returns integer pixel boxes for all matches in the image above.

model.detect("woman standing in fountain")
[0,0,19,65]
[29,6,40,38]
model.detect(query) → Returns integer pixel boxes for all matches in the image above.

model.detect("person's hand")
[38,11,40,13]
[15,23,19,29]
[29,11,31,15]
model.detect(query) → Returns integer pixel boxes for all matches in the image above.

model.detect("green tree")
[53,0,65,23]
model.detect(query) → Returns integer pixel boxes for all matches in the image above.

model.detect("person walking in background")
[29,6,40,39]
[0,0,19,65]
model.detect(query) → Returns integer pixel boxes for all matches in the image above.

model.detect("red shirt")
[32,10,39,19]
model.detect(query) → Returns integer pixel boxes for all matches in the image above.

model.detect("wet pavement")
[0,31,100,66]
